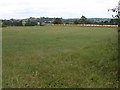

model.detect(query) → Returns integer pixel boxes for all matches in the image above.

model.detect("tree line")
[1,16,118,27]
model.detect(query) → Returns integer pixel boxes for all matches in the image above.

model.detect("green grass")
[2,26,118,88]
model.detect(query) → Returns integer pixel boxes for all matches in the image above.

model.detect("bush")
[74,20,79,24]
[2,23,7,27]
[53,18,63,24]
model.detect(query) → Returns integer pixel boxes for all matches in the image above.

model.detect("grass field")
[2,26,118,88]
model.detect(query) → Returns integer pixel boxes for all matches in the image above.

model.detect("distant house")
[37,22,40,26]
[37,22,46,26]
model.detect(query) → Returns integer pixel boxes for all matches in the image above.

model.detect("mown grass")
[2,26,118,88]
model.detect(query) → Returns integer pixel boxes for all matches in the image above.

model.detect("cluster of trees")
[74,16,88,24]
[2,17,62,27]
[25,20,38,26]
[1,16,118,27]
[73,16,118,25]
[2,20,41,27]
[52,16,118,25]
[52,18,63,24]
[2,19,23,27]
[2,18,38,27]
[1,17,53,27]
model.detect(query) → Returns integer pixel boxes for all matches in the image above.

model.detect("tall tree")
[108,0,120,27]
[25,20,37,26]
[79,16,88,24]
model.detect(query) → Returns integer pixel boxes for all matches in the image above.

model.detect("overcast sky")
[0,0,119,19]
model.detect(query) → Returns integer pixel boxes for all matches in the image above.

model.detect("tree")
[2,22,7,27]
[110,19,115,25]
[2,20,12,26]
[25,20,37,26]
[79,16,88,24]
[108,0,120,27]
[18,20,23,26]
[65,22,70,24]
[53,18,63,24]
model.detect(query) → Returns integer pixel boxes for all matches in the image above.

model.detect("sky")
[0,0,119,19]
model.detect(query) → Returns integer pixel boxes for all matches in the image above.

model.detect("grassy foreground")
[2,26,118,88]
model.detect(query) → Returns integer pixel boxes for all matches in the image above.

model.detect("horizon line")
[0,17,113,20]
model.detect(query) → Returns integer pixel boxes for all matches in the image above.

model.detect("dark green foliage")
[2,20,12,26]
[79,16,88,24]
[73,16,91,24]
[25,20,37,26]
[2,22,7,27]
[74,20,79,24]
[110,19,115,24]
[117,19,120,27]
[1,17,118,27]
[65,22,70,24]
[2,20,23,26]
[13,20,23,26]
[108,5,120,27]
[53,18,63,24]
